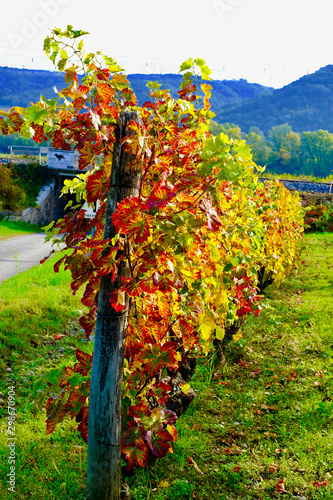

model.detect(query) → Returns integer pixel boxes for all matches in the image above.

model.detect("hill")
[0,66,271,113]
[217,64,333,135]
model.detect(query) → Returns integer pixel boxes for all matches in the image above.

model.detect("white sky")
[0,0,333,88]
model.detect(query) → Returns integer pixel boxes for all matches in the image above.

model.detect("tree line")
[210,121,333,178]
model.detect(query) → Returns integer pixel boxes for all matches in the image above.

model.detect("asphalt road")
[0,233,59,284]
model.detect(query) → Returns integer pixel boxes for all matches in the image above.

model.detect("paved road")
[0,233,60,284]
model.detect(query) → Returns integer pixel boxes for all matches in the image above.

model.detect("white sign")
[48,148,74,169]
[82,200,100,219]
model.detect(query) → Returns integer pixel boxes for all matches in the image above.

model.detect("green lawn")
[0,233,333,499]
[0,220,43,241]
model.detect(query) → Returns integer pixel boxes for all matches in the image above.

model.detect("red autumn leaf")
[31,124,47,143]
[64,64,79,84]
[145,184,175,210]
[52,130,72,150]
[274,480,286,494]
[121,423,149,470]
[267,463,280,473]
[154,270,174,293]
[85,170,106,202]
[138,342,177,377]
[123,277,143,298]
[232,467,241,473]
[238,359,250,369]
[112,197,151,243]
[78,141,96,171]
[108,288,126,312]
[78,309,97,338]
[314,479,328,488]
[74,349,93,376]
[249,368,261,378]
[96,83,114,104]
[54,333,65,340]
[76,406,89,443]
[140,278,158,294]
[128,402,150,422]
[145,429,173,458]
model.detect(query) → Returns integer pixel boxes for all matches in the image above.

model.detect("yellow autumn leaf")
[233,332,243,341]
[176,352,182,362]
[216,326,225,341]
[180,383,191,395]
[199,314,216,340]
[158,479,170,488]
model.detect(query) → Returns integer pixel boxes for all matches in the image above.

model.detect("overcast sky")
[0,0,333,88]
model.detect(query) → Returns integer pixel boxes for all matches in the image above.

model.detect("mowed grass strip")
[0,220,43,241]
[0,252,89,500]
[0,233,332,499]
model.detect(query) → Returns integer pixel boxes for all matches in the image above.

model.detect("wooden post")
[86,111,143,500]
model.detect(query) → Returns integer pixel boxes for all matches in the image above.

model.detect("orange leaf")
[274,480,286,494]
[314,479,328,488]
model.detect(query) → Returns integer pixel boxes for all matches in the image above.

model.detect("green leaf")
[216,326,225,341]
[57,58,68,72]
[146,81,162,90]
[194,58,206,67]
[179,59,194,72]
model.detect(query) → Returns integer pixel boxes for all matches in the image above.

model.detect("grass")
[0,219,44,241]
[0,233,333,499]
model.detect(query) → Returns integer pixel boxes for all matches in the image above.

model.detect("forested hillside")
[218,65,333,135]
[0,66,270,111]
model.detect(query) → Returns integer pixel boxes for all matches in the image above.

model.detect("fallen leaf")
[158,479,170,488]
[314,479,328,488]
[190,424,201,431]
[264,432,277,438]
[72,446,83,454]
[232,466,241,473]
[261,404,276,411]
[268,463,280,473]
[250,369,261,378]
[275,449,283,455]
[54,333,65,340]
[274,479,286,494]
[238,359,250,369]
[186,457,203,474]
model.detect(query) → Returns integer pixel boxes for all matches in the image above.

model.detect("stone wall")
[0,179,67,226]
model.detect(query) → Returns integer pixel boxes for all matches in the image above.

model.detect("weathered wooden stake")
[86,111,143,500]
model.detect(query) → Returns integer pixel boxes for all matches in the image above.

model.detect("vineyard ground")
[0,231,332,499]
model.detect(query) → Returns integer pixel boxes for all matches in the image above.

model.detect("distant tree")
[245,127,271,167]
[210,121,243,141]
[279,131,301,172]
[300,130,333,177]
